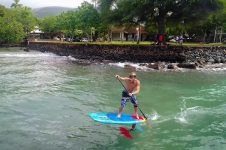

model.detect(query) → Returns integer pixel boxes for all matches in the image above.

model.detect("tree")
[97,0,223,36]
[40,16,57,32]
[0,5,7,17]
[37,1,102,41]
[183,0,226,42]
[0,14,24,44]
[11,0,22,8]
[55,11,80,40]
[0,2,37,44]
[12,6,37,35]
[77,2,101,40]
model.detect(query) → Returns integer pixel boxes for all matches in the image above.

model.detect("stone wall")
[184,47,226,64]
[29,42,226,64]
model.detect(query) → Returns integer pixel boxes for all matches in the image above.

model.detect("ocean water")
[0,48,225,150]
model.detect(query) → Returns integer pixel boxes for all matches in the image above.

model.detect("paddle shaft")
[117,78,148,120]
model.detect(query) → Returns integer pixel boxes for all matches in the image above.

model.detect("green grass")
[36,39,153,45]
[35,39,226,47]
[89,41,154,45]
[168,42,226,47]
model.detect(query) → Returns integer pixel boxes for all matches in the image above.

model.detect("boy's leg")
[117,106,123,118]
[134,105,138,118]
[131,96,139,118]
[118,98,127,118]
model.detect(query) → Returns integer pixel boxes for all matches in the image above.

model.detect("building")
[30,26,64,41]
[110,26,148,41]
[30,26,43,40]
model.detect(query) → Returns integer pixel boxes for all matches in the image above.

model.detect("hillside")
[33,6,75,18]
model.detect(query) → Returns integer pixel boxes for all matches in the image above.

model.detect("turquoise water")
[0,48,225,150]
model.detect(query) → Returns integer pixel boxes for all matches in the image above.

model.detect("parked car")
[73,38,80,42]
[53,37,60,40]
[169,38,176,42]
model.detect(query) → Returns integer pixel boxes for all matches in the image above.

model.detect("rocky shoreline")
[115,62,226,72]
[28,42,226,71]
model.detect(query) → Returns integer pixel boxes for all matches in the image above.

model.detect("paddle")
[117,78,151,127]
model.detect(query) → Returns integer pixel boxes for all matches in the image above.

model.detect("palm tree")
[11,0,22,8]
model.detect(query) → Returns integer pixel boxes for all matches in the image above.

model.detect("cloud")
[0,0,13,7]
[0,0,91,8]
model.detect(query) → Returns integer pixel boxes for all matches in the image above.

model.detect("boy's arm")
[115,75,129,81]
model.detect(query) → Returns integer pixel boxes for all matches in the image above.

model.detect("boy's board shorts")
[121,90,138,108]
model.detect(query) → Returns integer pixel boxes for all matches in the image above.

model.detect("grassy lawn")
[168,42,226,47]
[35,39,226,47]
[93,41,153,45]
[35,39,153,45]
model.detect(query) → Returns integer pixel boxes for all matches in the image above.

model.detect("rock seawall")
[29,42,226,64]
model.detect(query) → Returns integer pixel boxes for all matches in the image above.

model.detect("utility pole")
[219,27,223,43]
[214,28,217,43]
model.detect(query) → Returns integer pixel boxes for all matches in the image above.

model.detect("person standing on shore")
[179,35,183,45]
[115,72,140,119]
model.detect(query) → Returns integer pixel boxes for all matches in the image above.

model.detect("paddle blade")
[119,127,133,139]
[135,125,144,132]
[144,118,152,128]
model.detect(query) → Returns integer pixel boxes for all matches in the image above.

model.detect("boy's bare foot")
[132,114,139,119]
[117,114,121,118]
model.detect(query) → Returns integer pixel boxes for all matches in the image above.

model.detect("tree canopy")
[0,1,37,44]
[1,0,225,44]
[97,0,223,35]
[0,8,25,44]
[39,2,101,41]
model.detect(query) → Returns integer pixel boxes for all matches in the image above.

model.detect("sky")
[0,0,92,8]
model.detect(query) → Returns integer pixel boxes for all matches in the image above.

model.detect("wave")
[0,52,58,58]
[148,111,161,121]
[56,55,226,73]
[175,105,201,124]
[66,55,78,61]
[143,106,202,126]
[109,62,226,72]
[175,95,226,125]
[197,63,226,72]
[109,62,155,71]
[3,51,225,72]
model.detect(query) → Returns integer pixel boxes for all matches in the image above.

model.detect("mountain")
[33,6,75,18]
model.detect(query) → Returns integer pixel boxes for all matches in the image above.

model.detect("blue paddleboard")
[89,112,146,124]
